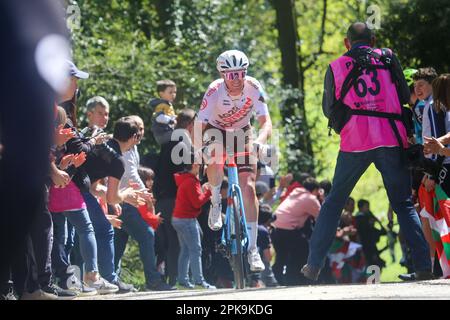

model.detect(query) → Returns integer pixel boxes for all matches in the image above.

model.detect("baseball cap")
[67,60,89,79]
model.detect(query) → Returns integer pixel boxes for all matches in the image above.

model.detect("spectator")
[137,166,164,231]
[154,108,197,286]
[205,178,234,289]
[0,0,70,300]
[114,116,176,292]
[86,96,110,130]
[413,67,441,279]
[416,68,439,149]
[279,172,312,203]
[83,117,167,291]
[418,73,450,280]
[355,199,386,269]
[149,79,178,145]
[257,204,278,287]
[49,61,120,295]
[172,159,216,289]
[302,22,432,282]
[272,177,321,285]
[71,95,137,294]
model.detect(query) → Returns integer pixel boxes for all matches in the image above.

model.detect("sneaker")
[84,277,119,295]
[146,281,177,291]
[0,286,17,300]
[247,249,265,272]
[80,284,98,296]
[263,277,279,287]
[178,282,195,289]
[398,271,435,281]
[21,289,58,300]
[111,279,137,293]
[195,281,216,290]
[250,279,265,288]
[215,277,233,289]
[42,283,78,300]
[59,273,82,292]
[208,202,223,231]
[301,264,321,281]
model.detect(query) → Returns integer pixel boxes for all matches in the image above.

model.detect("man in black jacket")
[153,108,196,286]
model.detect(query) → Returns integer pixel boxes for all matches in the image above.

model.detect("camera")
[406,144,444,177]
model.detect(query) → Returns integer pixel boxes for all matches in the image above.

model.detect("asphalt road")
[76,279,450,300]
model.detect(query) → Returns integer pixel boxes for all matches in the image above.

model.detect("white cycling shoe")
[248,248,265,272]
[208,202,223,231]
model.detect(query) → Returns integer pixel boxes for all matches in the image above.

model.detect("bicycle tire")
[230,190,246,289]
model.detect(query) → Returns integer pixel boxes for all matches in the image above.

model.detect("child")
[172,161,216,289]
[149,79,177,145]
[256,204,278,287]
[137,166,164,230]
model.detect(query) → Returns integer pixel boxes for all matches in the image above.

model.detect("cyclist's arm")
[192,120,207,152]
[255,114,272,145]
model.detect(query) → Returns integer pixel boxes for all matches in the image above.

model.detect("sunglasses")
[222,70,246,81]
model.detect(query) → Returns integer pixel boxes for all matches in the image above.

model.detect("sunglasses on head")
[222,70,246,81]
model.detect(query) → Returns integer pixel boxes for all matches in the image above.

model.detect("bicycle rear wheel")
[229,191,246,289]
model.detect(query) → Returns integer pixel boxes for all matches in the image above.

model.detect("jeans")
[172,218,205,284]
[114,203,161,286]
[307,147,431,272]
[272,228,309,285]
[155,198,179,286]
[83,192,117,282]
[30,203,53,288]
[51,209,98,281]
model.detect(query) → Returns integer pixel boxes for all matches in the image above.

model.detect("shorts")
[203,123,256,173]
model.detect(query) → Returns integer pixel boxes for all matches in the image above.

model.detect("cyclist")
[196,50,272,272]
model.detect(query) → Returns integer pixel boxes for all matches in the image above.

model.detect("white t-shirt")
[198,76,269,130]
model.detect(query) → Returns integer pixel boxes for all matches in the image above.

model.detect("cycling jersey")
[198,76,269,130]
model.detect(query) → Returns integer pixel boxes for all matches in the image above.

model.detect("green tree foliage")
[65,0,442,284]
[380,0,450,72]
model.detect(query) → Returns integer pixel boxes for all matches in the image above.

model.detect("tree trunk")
[154,0,174,41]
[272,0,314,171]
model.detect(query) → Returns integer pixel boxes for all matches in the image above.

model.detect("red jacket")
[173,172,211,219]
[138,204,161,230]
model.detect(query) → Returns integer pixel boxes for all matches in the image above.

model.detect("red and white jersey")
[198,76,269,130]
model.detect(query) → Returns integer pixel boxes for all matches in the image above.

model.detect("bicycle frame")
[221,150,249,256]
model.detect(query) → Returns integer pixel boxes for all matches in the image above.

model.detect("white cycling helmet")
[216,50,249,72]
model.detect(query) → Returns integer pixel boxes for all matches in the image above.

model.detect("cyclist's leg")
[236,128,259,251]
[238,169,261,248]
[203,125,226,229]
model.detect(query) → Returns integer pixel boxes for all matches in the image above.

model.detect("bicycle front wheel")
[230,191,246,289]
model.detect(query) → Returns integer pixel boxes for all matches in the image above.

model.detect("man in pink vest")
[301,22,433,282]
